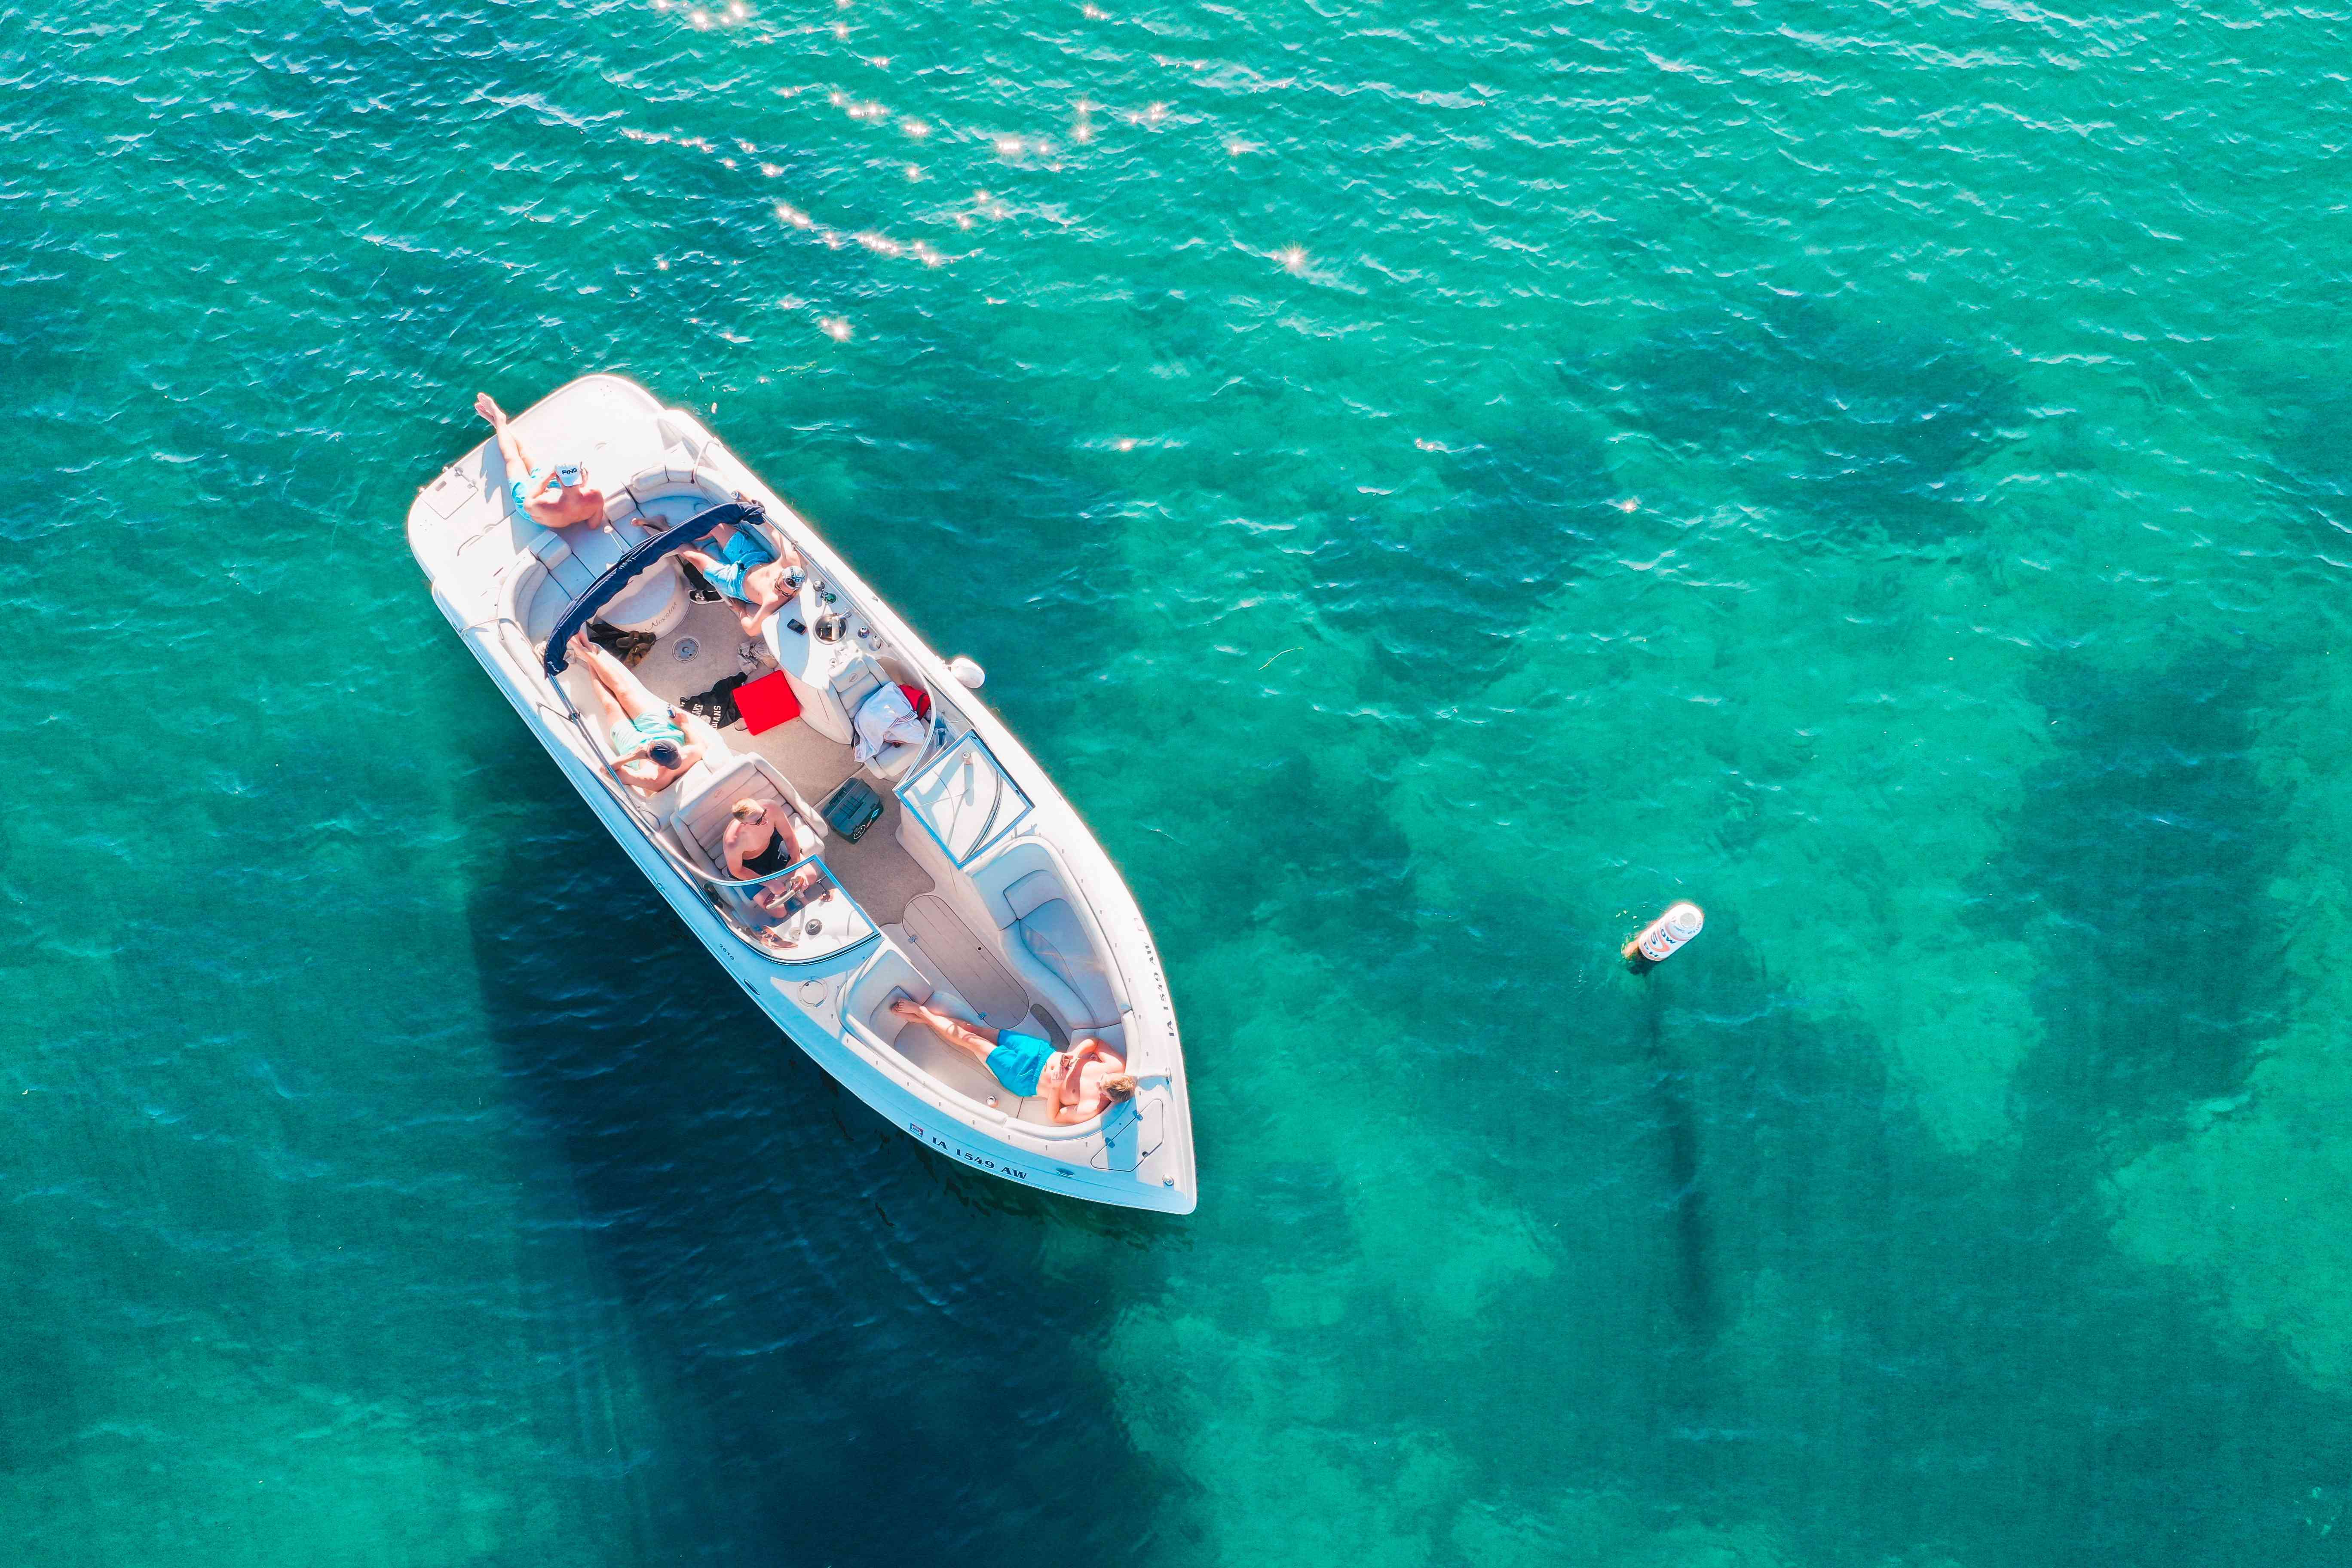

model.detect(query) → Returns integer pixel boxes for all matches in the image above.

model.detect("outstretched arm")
[1061,1040,1119,1104]
[1051,1088,1106,1125]
[739,585,785,637]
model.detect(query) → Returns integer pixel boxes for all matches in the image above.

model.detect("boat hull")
[411,378,1195,1214]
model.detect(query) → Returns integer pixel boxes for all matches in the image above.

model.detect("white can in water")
[1624,901,1703,965]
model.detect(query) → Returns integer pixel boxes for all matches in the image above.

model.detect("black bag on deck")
[821,778,884,843]
[680,673,748,729]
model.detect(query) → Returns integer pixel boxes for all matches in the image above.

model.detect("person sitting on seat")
[475,393,606,530]
[569,631,706,795]
[727,797,826,907]
[679,520,805,638]
[887,998,1139,1122]
[725,797,819,880]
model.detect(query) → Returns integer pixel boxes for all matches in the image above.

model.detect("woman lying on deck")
[568,632,709,796]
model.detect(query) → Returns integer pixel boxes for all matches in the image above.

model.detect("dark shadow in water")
[1566,297,2024,543]
[2255,371,2352,545]
[1641,980,1715,1343]
[1305,413,1622,695]
[1970,641,2288,1148]
[1332,644,2352,1568]
[1117,746,1421,977]
[1253,1161,1357,1274]
[464,787,1173,1567]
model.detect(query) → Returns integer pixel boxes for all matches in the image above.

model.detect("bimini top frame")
[541,499,760,678]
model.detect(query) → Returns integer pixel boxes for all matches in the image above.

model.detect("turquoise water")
[10,0,2352,1560]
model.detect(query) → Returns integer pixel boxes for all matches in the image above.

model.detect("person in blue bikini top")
[888,998,1139,1121]
[568,631,707,796]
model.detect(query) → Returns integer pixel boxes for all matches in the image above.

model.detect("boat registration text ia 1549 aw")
[406,375,1196,1213]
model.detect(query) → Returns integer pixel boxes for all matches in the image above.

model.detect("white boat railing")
[694,851,876,965]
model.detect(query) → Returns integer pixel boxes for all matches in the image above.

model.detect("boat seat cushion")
[668,752,825,879]
[998,942,1098,1038]
[1000,870,1060,923]
[526,516,636,597]
[527,532,593,597]
[603,494,649,538]
[969,840,1073,927]
[1012,894,1119,1030]
[988,864,1119,1030]
[569,526,629,577]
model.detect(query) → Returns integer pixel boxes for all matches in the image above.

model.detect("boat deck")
[410,373,1193,1210]
[620,597,1073,1126]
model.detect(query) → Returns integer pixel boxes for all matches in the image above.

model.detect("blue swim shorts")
[509,466,551,513]
[701,529,776,602]
[984,1030,1056,1097]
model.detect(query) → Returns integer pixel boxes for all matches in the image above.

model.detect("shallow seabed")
[8,0,2352,1562]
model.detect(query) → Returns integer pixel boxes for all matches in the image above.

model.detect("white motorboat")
[406,375,1196,1213]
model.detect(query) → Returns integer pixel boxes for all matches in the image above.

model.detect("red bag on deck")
[897,683,931,719]
[734,671,802,735]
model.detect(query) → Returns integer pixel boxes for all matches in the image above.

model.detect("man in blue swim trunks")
[476,392,606,530]
[888,998,1139,1122]
[679,520,806,638]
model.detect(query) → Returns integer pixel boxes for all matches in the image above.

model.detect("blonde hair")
[730,799,765,821]
[1099,1073,1139,1102]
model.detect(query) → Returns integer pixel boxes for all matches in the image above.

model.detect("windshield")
[707,852,876,965]
[898,732,1033,868]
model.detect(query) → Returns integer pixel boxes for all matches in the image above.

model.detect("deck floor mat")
[899,894,1031,1029]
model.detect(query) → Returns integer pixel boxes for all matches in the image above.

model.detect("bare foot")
[888,998,924,1022]
[474,392,505,426]
[570,630,610,669]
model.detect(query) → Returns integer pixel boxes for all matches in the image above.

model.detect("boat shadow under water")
[410,375,1196,1213]
[462,818,1172,1565]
